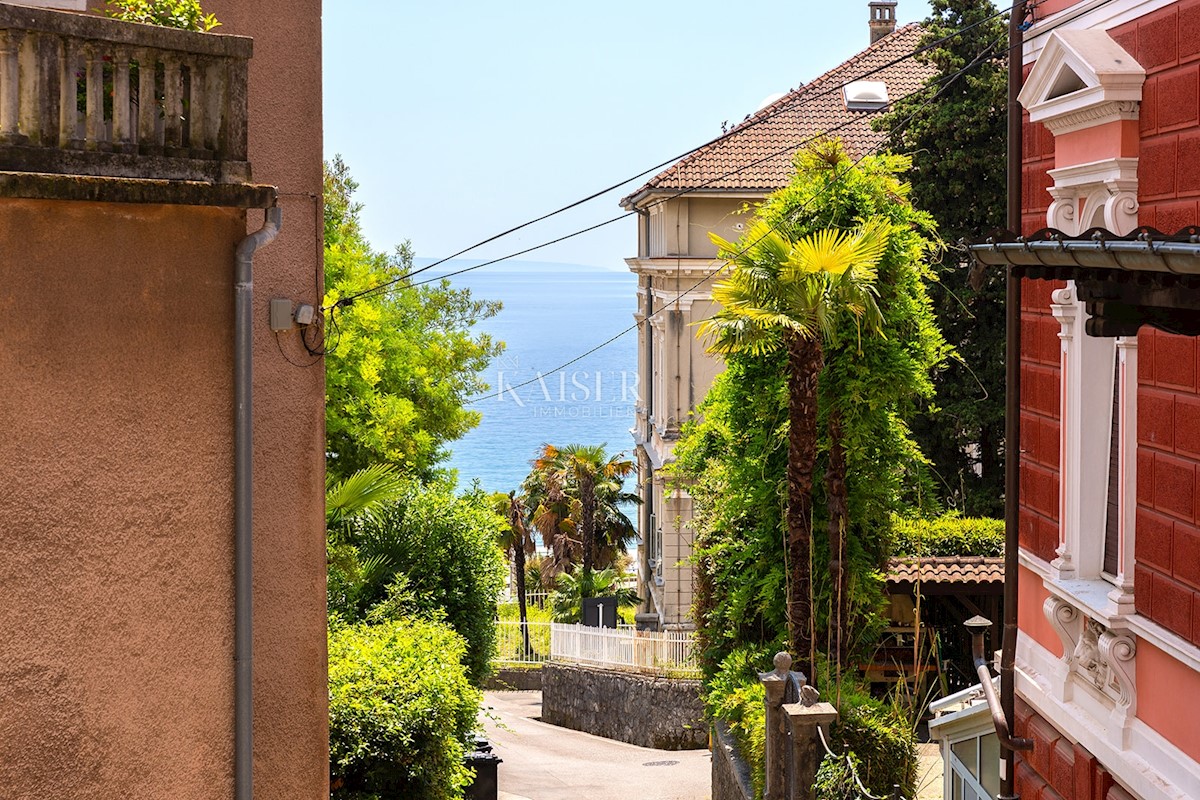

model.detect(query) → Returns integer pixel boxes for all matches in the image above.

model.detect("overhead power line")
[330,0,1031,309]
[456,0,1106,405]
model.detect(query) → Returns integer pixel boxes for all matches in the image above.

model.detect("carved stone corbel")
[1047,190,1078,234]
[1098,628,1136,710]
[1044,595,1081,666]
[1099,627,1137,748]
[1103,190,1140,237]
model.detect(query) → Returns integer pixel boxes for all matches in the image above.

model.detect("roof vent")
[843,80,889,111]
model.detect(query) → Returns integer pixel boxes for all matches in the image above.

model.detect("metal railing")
[497,589,552,610]
[495,620,551,665]
[0,3,252,182]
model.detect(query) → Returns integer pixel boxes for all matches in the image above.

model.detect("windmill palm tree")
[325,464,409,614]
[526,443,638,597]
[700,217,888,683]
[492,491,536,657]
[522,461,578,584]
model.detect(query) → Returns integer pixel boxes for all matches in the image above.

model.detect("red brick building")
[964,1,1200,798]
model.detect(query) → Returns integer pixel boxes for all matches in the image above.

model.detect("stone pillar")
[760,653,791,800]
[784,701,839,800]
[759,652,810,800]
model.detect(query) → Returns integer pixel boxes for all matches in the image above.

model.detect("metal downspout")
[234,206,283,800]
[1002,4,1029,798]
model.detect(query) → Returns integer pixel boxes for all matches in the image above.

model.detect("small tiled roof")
[621,24,934,207]
[886,556,1005,585]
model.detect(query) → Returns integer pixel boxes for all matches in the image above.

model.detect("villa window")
[1020,29,1145,614]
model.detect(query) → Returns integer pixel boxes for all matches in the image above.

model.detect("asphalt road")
[480,690,712,800]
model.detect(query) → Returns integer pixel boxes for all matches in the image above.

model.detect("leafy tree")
[524,443,638,594]
[323,157,503,481]
[703,212,887,677]
[102,0,220,31]
[679,142,948,685]
[877,0,1008,517]
[325,463,408,531]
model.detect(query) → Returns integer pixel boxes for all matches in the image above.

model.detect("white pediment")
[1019,30,1145,133]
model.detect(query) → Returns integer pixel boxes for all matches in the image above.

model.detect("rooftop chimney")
[869,0,898,43]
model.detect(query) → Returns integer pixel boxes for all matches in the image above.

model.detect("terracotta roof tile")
[886,556,1006,585]
[623,24,934,205]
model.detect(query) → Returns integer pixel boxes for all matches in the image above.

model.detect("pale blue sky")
[323,1,936,270]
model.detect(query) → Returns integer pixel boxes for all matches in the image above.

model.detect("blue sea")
[421,259,640,499]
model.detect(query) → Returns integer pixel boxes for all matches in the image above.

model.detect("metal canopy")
[969,226,1200,337]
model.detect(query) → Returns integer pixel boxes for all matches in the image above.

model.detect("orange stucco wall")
[1136,639,1200,762]
[3,3,328,799]
[1054,119,1141,169]
[0,199,246,797]
[1036,0,1090,17]
[204,3,331,799]
[1017,565,1064,658]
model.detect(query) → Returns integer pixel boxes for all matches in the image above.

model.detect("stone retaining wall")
[541,662,707,750]
[712,720,755,800]
[485,666,543,692]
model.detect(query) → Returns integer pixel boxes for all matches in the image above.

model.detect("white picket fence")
[495,621,700,676]
[554,622,700,676]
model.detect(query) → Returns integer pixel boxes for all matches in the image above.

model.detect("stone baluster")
[111,46,133,152]
[201,55,222,154]
[18,32,48,146]
[223,56,248,160]
[162,53,183,152]
[188,57,208,154]
[83,43,104,150]
[0,29,24,144]
[58,36,80,149]
[784,701,838,800]
[136,48,157,152]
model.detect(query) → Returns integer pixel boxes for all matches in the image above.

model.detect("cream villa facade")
[622,2,935,629]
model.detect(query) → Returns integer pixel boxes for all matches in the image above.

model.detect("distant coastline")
[422,259,640,502]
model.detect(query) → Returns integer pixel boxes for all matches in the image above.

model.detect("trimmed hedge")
[891,513,1004,558]
[328,618,481,800]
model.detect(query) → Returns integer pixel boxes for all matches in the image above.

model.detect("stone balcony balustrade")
[0,2,251,183]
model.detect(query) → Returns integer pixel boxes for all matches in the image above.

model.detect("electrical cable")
[329,0,1034,309]
[458,28,1010,403]
[451,0,1107,402]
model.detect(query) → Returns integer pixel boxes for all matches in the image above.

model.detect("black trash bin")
[464,738,502,800]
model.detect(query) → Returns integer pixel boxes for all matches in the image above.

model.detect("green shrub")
[548,567,638,623]
[829,690,917,798]
[891,512,1004,557]
[330,483,507,684]
[328,618,480,800]
[814,750,867,800]
[704,648,771,799]
[102,0,220,31]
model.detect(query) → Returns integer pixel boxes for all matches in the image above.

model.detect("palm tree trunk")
[580,474,596,597]
[826,407,849,671]
[785,329,822,685]
[515,538,532,657]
